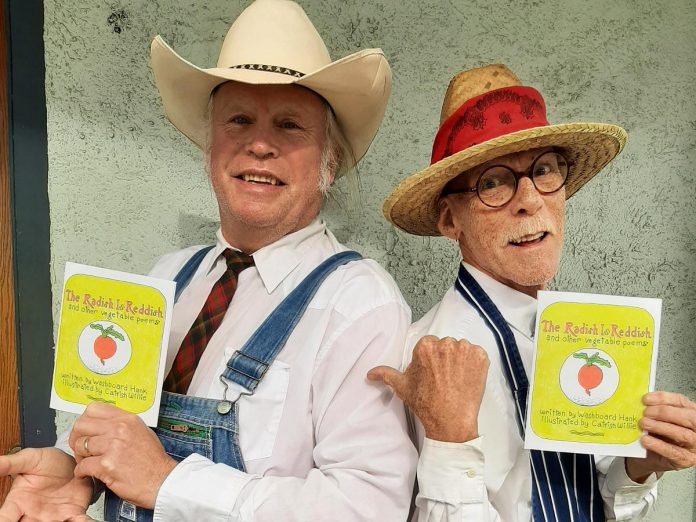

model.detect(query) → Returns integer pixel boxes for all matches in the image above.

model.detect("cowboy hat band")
[227,63,305,78]
[383,64,627,236]
[151,0,391,169]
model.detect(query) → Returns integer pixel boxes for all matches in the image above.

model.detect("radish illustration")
[89,323,125,365]
[572,351,611,396]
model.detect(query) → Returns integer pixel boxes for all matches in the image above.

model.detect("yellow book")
[524,290,661,458]
[50,263,175,426]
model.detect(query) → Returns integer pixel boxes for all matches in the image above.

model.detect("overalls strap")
[173,247,362,393]
[104,249,363,522]
[223,250,362,392]
[173,245,215,301]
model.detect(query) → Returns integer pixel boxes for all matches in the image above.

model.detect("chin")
[222,200,280,224]
[510,263,558,289]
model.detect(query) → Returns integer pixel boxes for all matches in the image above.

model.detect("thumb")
[367,366,405,394]
[0,448,39,478]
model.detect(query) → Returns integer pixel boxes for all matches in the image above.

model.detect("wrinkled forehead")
[210,80,329,115]
[479,146,556,171]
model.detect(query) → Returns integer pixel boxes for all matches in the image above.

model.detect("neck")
[508,280,544,299]
[220,227,280,254]
[220,218,317,254]
[462,262,548,299]
[222,232,272,255]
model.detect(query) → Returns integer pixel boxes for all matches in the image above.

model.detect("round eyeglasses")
[444,150,570,208]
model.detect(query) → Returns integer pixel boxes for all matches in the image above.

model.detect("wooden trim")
[0,0,21,502]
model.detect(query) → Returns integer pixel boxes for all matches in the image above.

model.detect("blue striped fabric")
[454,264,605,522]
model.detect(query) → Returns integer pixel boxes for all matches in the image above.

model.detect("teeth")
[242,173,278,185]
[511,232,545,244]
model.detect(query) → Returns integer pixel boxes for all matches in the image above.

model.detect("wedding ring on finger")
[83,436,91,456]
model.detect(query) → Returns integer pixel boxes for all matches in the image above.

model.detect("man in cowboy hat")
[370,64,696,520]
[0,1,416,520]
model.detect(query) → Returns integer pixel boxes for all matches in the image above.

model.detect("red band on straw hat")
[430,86,549,164]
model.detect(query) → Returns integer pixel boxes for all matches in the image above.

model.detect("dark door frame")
[6,0,55,447]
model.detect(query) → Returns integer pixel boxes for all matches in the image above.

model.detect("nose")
[508,176,543,215]
[246,124,278,160]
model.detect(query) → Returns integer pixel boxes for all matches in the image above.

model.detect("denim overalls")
[104,248,362,521]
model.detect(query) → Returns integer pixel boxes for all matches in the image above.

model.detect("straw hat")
[383,64,627,236]
[151,0,391,168]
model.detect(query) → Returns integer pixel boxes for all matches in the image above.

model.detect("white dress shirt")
[59,219,417,521]
[406,263,658,522]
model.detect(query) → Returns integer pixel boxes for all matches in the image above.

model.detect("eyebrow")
[273,108,306,120]
[215,101,311,120]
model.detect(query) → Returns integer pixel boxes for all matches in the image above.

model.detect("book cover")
[524,291,661,457]
[50,262,175,426]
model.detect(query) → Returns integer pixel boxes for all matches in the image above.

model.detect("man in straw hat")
[370,64,696,520]
[0,1,416,520]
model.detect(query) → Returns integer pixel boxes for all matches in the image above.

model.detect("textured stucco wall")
[44,0,695,519]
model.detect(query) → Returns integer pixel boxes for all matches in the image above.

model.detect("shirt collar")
[215,219,327,293]
[462,262,537,338]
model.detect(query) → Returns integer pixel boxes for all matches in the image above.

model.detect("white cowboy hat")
[151,0,391,168]
[383,64,628,236]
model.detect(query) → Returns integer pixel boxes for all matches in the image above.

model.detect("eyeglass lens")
[477,151,569,207]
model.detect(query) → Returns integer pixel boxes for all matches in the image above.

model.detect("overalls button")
[217,401,233,414]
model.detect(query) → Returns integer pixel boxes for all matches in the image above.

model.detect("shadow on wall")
[177,213,219,249]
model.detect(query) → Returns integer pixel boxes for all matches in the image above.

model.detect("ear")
[436,197,460,241]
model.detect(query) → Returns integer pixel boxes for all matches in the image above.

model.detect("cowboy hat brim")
[151,36,391,167]
[383,122,627,236]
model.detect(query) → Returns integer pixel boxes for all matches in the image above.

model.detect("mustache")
[500,219,555,244]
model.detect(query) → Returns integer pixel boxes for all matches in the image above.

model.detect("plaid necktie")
[163,248,255,394]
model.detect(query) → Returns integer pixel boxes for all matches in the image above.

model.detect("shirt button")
[466,469,477,478]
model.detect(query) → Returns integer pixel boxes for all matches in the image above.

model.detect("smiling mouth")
[509,232,548,246]
[237,173,285,186]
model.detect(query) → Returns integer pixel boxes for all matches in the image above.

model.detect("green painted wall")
[44,0,695,519]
